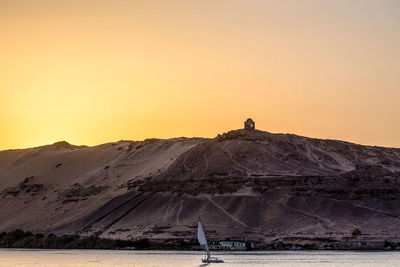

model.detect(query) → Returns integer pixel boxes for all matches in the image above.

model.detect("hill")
[1,128,400,248]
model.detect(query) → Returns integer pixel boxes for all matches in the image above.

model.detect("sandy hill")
[1,129,400,245]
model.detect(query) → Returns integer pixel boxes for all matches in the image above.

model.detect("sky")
[1,0,400,150]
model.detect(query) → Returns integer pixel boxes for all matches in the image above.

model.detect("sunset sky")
[1,0,400,150]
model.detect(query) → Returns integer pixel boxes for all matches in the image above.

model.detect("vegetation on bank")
[2,229,400,250]
[0,230,196,250]
[352,228,362,237]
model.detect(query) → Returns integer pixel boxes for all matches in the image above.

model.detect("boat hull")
[202,258,224,263]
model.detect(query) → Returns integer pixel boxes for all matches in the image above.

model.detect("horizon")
[1,0,400,150]
[2,124,400,151]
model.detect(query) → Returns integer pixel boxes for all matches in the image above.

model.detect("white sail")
[197,220,210,260]
[197,220,207,246]
[197,220,223,263]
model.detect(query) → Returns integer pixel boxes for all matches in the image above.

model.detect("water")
[1,249,400,267]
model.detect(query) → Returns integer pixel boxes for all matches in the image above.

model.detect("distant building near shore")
[208,240,253,250]
[244,118,255,130]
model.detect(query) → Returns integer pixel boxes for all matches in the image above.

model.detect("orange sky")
[1,0,400,150]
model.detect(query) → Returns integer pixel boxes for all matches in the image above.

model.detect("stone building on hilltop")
[244,118,255,130]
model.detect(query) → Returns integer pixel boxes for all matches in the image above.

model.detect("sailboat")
[197,220,224,263]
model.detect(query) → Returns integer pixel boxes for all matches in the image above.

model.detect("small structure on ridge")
[244,118,255,130]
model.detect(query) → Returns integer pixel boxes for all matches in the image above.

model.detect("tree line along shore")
[1,230,400,250]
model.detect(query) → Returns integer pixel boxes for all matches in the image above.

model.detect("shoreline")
[1,230,400,251]
[1,248,400,252]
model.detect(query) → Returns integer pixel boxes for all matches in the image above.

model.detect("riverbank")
[0,230,199,250]
[2,230,400,250]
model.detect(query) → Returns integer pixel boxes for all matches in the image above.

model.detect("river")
[1,249,400,266]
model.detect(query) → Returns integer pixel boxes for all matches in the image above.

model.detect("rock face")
[1,129,400,244]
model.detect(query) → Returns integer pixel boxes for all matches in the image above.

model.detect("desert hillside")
[1,128,400,246]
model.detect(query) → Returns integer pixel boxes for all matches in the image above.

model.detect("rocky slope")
[1,128,400,246]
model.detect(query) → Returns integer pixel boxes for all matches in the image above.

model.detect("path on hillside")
[204,196,249,228]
